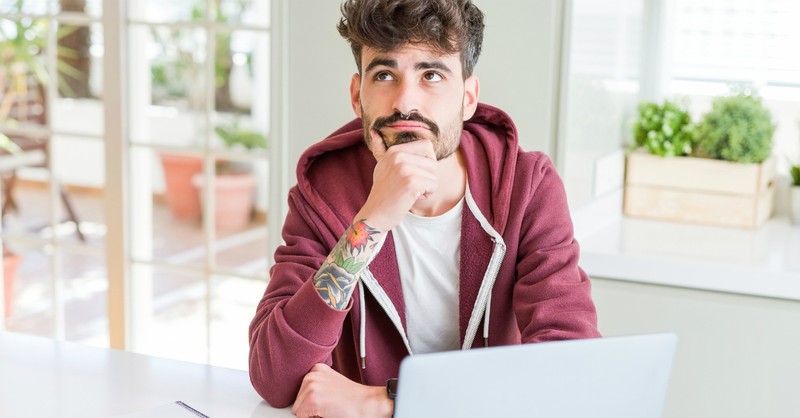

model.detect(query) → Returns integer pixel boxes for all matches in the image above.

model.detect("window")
[559,0,800,210]
[1,0,109,343]
[560,0,645,208]
[0,0,272,370]
[666,0,800,165]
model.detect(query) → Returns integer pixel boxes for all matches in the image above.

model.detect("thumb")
[369,129,388,160]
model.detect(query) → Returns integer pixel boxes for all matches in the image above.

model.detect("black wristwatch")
[386,378,398,417]
[386,378,398,400]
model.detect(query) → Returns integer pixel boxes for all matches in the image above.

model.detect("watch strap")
[386,378,398,399]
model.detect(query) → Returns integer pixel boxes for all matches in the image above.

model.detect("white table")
[573,191,800,301]
[0,331,293,418]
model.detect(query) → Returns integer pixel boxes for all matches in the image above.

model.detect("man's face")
[349,44,479,160]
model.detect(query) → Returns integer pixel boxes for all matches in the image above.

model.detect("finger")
[387,137,436,161]
[417,138,436,160]
[384,151,438,173]
[292,386,304,415]
[293,369,315,415]
[292,386,314,418]
[415,178,439,200]
[369,129,388,160]
[393,169,438,201]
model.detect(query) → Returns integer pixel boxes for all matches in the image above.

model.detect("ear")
[350,73,362,118]
[462,75,480,120]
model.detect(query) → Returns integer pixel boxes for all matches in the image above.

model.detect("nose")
[392,78,420,116]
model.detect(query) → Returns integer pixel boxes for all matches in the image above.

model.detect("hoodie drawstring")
[358,280,366,369]
[483,290,491,347]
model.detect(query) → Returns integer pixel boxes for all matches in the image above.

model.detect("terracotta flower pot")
[158,153,203,221]
[3,252,20,318]
[192,172,256,231]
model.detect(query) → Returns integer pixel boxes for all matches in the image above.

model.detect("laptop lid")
[394,333,677,418]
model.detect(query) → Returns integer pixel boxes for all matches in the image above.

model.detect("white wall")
[285,0,354,181]
[285,0,565,184]
[476,0,563,156]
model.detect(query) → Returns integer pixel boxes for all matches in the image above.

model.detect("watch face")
[386,378,399,399]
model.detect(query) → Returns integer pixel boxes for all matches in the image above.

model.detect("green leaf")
[214,121,267,150]
[790,165,800,187]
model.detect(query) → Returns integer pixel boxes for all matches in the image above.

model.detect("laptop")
[394,333,677,418]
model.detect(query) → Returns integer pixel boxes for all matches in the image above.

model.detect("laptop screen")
[394,333,677,418]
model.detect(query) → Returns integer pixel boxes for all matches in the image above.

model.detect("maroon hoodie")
[248,103,600,408]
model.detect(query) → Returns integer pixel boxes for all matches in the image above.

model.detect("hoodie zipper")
[461,186,507,350]
[359,268,414,356]
[461,239,506,349]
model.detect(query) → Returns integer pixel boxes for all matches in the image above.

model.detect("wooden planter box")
[623,152,776,228]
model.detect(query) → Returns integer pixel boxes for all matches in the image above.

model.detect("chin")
[389,131,423,146]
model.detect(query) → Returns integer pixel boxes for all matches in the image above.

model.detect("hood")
[294,102,520,239]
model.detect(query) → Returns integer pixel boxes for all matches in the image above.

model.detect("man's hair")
[337,0,485,78]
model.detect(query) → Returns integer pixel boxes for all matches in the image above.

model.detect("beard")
[361,104,464,161]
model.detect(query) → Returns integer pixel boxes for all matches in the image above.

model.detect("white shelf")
[573,192,800,302]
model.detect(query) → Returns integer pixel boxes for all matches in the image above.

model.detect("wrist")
[367,384,394,417]
[353,211,391,234]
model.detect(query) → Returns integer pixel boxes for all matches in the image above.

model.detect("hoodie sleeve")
[248,188,351,408]
[513,154,601,342]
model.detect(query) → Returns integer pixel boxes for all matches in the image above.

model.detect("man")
[249,1,600,416]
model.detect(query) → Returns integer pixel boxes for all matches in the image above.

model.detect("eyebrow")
[364,58,397,73]
[363,58,454,75]
[415,61,453,75]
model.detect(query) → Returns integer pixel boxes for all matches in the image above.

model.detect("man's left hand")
[292,363,393,418]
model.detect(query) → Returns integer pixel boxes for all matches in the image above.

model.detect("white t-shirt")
[392,198,464,354]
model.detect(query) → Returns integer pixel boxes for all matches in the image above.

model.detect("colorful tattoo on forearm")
[314,219,381,310]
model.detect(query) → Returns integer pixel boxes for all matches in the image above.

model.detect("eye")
[423,71,443,82]
[375,71,394,81]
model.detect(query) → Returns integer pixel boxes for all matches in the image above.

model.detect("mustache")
[372,112,440,137]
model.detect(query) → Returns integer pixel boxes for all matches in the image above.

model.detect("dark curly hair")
[337,0,485,78]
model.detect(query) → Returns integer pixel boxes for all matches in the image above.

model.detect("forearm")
[249,278,349,407]
[313,219,385,310]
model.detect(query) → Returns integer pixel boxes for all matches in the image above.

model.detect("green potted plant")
[1,2,85,106]
[155,0,258,221]
[624,90,777,228]
[215,122,268,155]
[1,0,85,220]
[693,92,775,164]
[632,99,694,157]
[192,121,267,231]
